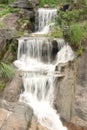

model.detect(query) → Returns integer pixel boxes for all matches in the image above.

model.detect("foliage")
[0,0,15,4]
[54,0,87,55]
[49,26,63,38]
[0,62,14,79]
[0,4,20,17]
[38,0,69,7]
[56,9,81,27]
[63,22,87,55]
[0,81,6,91]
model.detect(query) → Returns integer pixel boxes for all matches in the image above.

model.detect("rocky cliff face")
[54,47,87,128]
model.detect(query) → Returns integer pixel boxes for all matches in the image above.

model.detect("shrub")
[63,24,85,55]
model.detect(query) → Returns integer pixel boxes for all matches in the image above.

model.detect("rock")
[0,102,33,130]
[54,48,87,127]
[10,0,39,9]
[44,4,49,8]
[54,62,76,121]
[3,71,23,102]
[28,115,48,130]
[0,13,19,30]
[51,40,58,59]
[72,50,87,126]
[61,118,87,130]
[0,108,9,129]
[10,0,33,9]
[60,4,71,11]
[23,9,34,20]
[0,38,6,58]
[0,28,17,39]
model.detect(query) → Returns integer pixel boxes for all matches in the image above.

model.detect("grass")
[63,21,87,55]
[38,0,67,7]
[0,4,20,17]
[0,62,14,79]
[49,26,63,38]
[0,62,14,90]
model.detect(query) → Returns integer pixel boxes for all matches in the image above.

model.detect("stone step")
[20,70,65,78]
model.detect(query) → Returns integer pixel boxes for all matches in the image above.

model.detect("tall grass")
[0,62,14,79]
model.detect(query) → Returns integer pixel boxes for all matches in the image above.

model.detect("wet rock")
[60,4,71,11]
[51,40,58,59]
[3,71,23,102]
[23,9,34,20]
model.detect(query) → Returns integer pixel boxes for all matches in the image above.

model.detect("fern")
[0,62,14,79]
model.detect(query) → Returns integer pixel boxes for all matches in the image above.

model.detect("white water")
[56,44,75,65]
[20,73,67,130]
[35,8,57,34]
[14,8,75,130]
[34,23,55,35]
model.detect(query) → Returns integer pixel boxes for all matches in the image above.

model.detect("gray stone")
[72,50,87,126]
[54,63,76,122]
[0,102,33,130]
[3,71,23,102]
[10,0,39,9]
[54,49,87,127]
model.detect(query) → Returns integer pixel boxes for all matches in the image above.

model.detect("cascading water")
[14,8,75,130]
[35,8,57,34]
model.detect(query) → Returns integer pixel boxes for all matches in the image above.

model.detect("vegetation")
[49,26,63,38]
[50,0,87,55]
[39,0,87,55]
[0,62,14,79]
[38,0,71,7]
[0,4,20,17]
[0,0,15,4]
[0,4,19,15]
[0,62,14,90]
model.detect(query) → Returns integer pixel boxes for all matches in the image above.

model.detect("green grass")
[49,26,63,38]
[39,0,67,7]
[0,62,14,79]
[0,4,20,17]
[63,21,87,55]
[0,0,15,4]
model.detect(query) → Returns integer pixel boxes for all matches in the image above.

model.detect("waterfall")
[35,8,57,34]
[14,8,75,130]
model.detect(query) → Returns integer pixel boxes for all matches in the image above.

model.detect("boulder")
[0,102,33,130]
[3,71,23,102]
[10,0,39,9]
